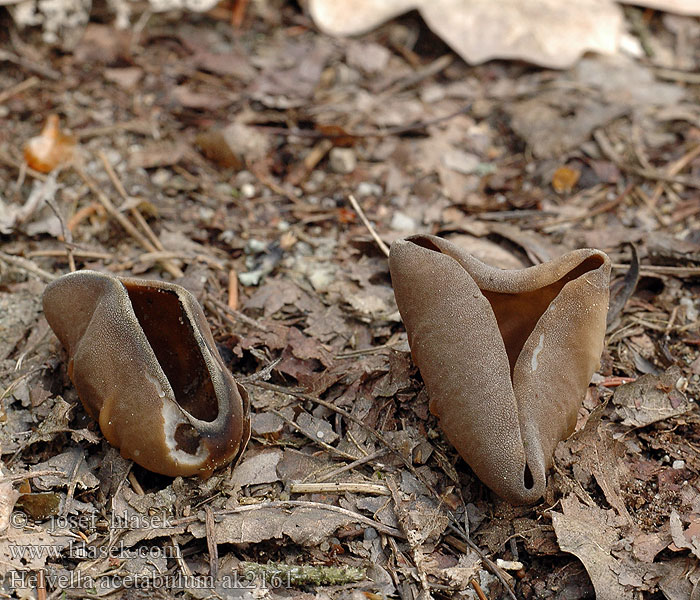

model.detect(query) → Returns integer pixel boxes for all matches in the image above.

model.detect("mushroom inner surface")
[409,238,604,378]
[481,255,605,376]
[125,284,219,422]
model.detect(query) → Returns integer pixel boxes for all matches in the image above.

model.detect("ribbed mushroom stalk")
[389,235,610,505]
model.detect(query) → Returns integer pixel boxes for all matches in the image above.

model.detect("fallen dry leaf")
[670,510,700,559]
[552,165,581,193]
[310,0,622,69]
[230,448,283,489]
[552,494,634,600]
[190,505,358,546]
[23,115,76,173]
[612,367,692,427]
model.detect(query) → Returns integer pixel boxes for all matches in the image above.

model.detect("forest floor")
[0,3,699,599]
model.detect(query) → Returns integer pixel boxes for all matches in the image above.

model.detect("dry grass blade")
[348,194,390,257]
[73,164,184,278]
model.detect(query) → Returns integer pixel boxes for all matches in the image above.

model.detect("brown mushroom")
[42,270,251,478]
[389,235,610,505]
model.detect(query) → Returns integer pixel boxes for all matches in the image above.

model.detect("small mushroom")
[389,235,610,505]
[42,270,251,478]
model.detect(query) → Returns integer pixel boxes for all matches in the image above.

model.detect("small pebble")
[391,211,416,232]
[245,239,267,254]
[673,460,685,470]
[240,182,256,198]
[151,168,171,187]
[496,559,524,571]
[356,182,383,198]
[329,147,357,174]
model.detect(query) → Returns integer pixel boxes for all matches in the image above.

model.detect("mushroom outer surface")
[389,235,610,505]
[42,270,251,477]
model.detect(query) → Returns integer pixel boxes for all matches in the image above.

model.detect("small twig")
[228,269,238,311]
[606,243,639,329]
[387,477,433,598]
[470,578,489,600]
[73,164,183,278]
[654,67,700,85]
[543,183,634,229]
[253,104,472,141]
[206,296,269,332]
[0,150,48,181]
[272,409,359,461]
[128,472,144,495]
[171,536,192,578]
[0,45,60,80]
[612,263,700,277]
[348,194,390,258]
[4,470,66,482]
[249,163,303,205]
[44,195,76,273]
[204,506,218,581]
[594,129,700,190]
[61,450,84,517]
[36,569,46,600]
[379,54,454,96]
[0,76,39,104]
[335,343,398,359]
[0,251,56,281]
[239,357,282,384]
[290,482,390,496]
[98,150,170,254]
[316,448,388,483]
[28,249,113,261]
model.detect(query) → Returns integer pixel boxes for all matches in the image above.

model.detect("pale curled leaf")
[310,0,700,70]
[310,0,622,69]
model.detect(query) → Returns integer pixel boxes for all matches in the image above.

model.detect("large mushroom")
[43,271,251,478]
[389,235,610,504]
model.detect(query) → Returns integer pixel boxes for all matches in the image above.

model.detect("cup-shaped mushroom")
[42,270,251,478]
[389,235,610,505]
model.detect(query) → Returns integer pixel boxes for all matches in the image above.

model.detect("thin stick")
[254,104,471,141]
[28,249,113,261]
[206,296,269,332]
[98,150,167,253]
[316,448,388,482]
[0,251,56,281]
[204,505,218,581]
[128,471,144,495]
[0,150,47,181]
[290,482,390,496]
[272,409,359,461]
[470,578,489,600]
[387,476,432,597]
[73,164,184,278]
[228,269,238,311]
[44,195,76,272]
[612,263,700,277]
[4,470,66,481]
[0,76,39,104]
[594,130,700,190]
[348,194,390,258]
